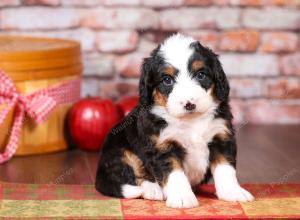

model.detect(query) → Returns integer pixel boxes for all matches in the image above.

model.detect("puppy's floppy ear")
[139,46,162,106]
[212,56,230,102]
[139,57,153,106]
[194,42,230,102]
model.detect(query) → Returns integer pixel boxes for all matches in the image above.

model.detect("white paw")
[217,185,254,202]
[165,188,199,208]
[163,170,199,208]
[141,181,164,201]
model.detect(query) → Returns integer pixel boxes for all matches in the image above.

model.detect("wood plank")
[0,150,94,184]
[0,125,299,184]
[236,125,300,183]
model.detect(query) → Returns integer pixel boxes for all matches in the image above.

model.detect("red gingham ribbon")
[0,70,81,164]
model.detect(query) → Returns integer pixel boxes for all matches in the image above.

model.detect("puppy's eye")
[196,72,206,81]
[162,75,174,86]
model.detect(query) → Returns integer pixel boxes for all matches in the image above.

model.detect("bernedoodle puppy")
[95,33,254,208]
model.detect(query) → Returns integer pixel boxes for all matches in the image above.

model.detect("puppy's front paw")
[217,185,254,202]
[141,181,164,201]
[166,188,199,208]
[163,170,199,208]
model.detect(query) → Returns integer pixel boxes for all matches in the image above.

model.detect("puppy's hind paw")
[141,181,164,201]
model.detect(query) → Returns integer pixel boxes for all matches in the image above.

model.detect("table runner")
[0,182,299,219]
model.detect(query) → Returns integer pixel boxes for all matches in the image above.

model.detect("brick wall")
[0,0,300,124]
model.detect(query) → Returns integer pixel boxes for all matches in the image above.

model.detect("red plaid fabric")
[0,70,81,164]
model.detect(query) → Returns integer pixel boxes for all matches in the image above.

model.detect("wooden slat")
[0,125,299,184]
[0,56,81,72]
[8,64,82,82]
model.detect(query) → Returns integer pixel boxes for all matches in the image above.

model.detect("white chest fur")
[152,106,229,186]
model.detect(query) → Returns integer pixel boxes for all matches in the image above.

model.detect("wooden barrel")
[0,36,82,156]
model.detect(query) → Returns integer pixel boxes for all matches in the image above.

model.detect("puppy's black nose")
[184,101,196,111]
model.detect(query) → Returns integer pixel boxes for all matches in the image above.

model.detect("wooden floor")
[0,125,299,185]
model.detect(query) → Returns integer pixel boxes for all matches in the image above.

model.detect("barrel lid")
[9,64,82,82]
[0,36,81,62]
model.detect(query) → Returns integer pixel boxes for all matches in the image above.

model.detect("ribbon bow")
[0,70,80,164]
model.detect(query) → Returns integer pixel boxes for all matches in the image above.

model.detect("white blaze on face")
[159,34,216,118]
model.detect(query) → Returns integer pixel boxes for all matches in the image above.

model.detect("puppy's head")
[139,34,229,118]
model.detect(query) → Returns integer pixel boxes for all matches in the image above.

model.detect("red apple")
[68,97,120,151]
[116,96,139,117]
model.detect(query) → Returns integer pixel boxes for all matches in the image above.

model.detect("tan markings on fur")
[162,66,176,76]
[203,118,230,143]
[151,134,159,144]
[161,157,183,186]
[210,154,229,173]
[192,60,204,72]
[215,130,230,141]
[156,139,184,185]
[209,85,219,102]
[122,149,145,185]
[156,139,181,152]
[153,89,167,107]
[170,157,182,170]
[216,119,230,141]
[152,138,184,185]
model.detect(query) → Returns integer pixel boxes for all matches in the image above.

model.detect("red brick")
[243,8,300,30]
[115,52,146,78]
[265,78,300,99]
[22,0,60,5]
[62,0,183,7]
[229,78,263,98]
[116,82,139,97]
[220,30,259,52]
[213,0,230,5]
[82,7,159,30]
[244,99,300,124]
[141,32,173,44]
[160,8,240,30]
[64,0,172,6]
[183,0,213,6]
[61,0,103,5]
[260,0,300,6]
[260,32,298,53]
[0,0,20,7]
[96,81,139,100]
[220,54,279,76]
[98,81,121,99]
[266,0,300,6]
[214,0,300,6]
[0,8,81,30]
[228,0,262,6]
[281,53,300,75]
[184,31,219,51]
[96,31,139,53]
